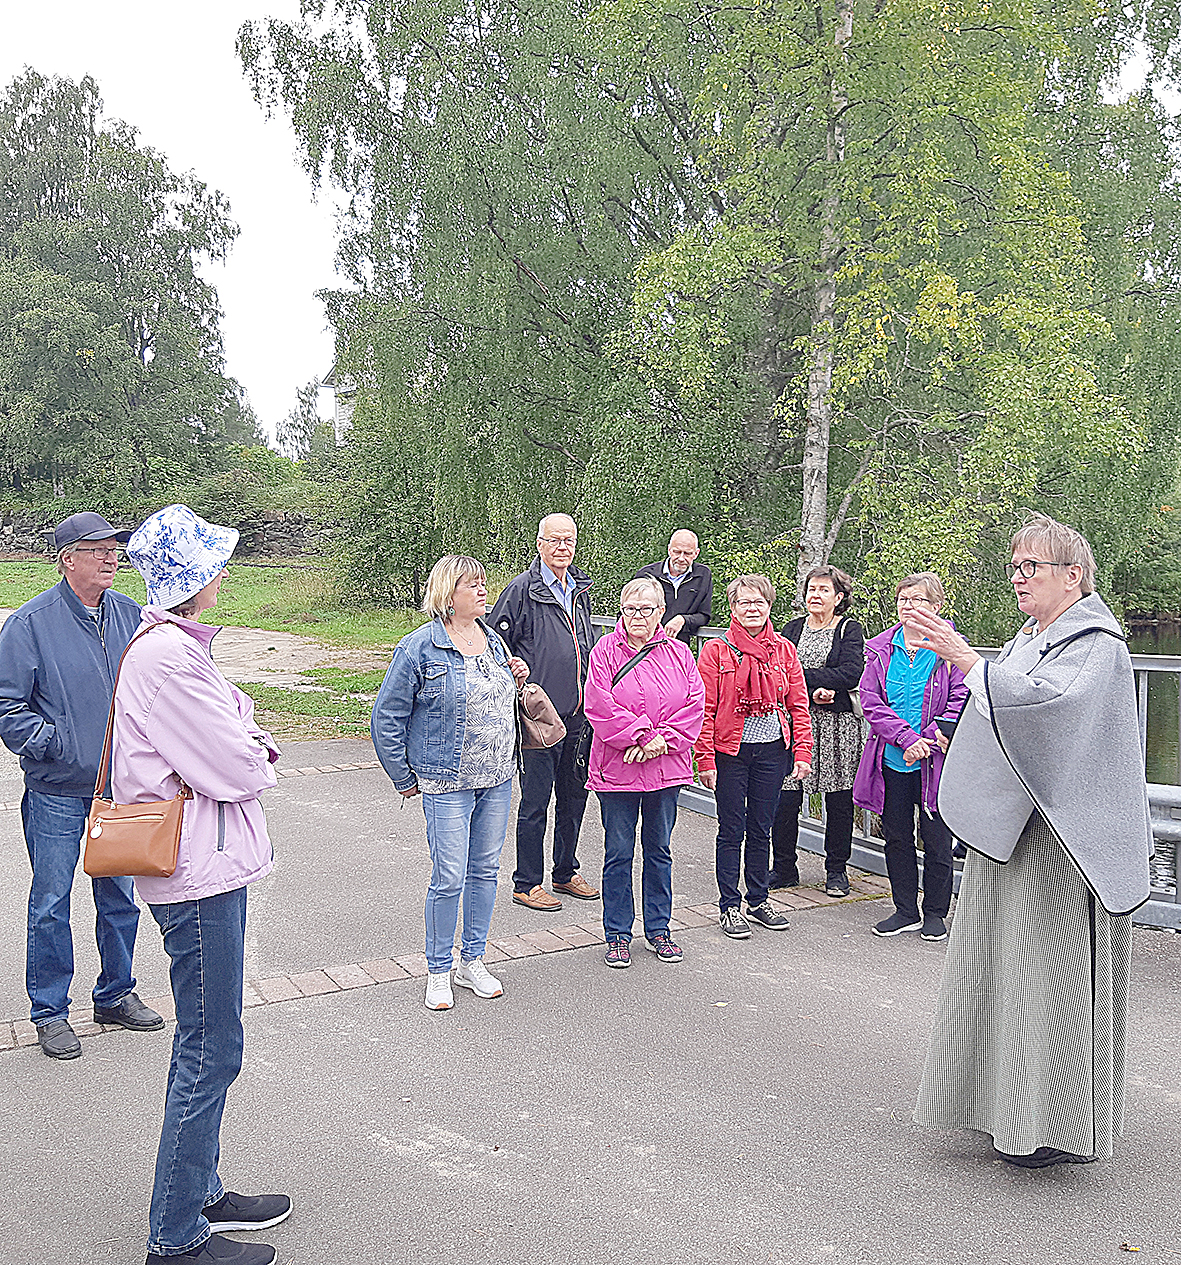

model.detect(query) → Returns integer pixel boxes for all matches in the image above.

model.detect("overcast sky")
[2,2,340,442]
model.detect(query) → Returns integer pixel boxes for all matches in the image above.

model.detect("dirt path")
[0,611,387,686]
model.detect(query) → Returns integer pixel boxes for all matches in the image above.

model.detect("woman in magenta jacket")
[852,571,967,943]
[584,577,704,968]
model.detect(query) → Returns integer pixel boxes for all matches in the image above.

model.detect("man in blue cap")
[0,512,162,1058]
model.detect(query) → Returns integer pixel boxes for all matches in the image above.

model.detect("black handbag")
[573,643,657,788]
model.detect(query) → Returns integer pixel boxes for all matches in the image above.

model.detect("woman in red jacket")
[695,575,813,939]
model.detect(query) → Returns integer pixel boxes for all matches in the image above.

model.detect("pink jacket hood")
[583,622,704,793]
[110,606,280,904]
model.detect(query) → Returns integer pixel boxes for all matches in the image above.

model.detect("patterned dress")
[783,623,863,795]
[417,645,517,794]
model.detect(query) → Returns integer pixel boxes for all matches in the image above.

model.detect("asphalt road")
[1,740,1179,1265]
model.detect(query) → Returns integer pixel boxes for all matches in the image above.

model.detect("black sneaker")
[920,915,948,942]
[719,907,752,939]
[146,1233,277,1262]
[767,869,799,890]
[747,902,790,931]
[825,872,850,897]
[203,1191,292,1232]
[873,911,923,937]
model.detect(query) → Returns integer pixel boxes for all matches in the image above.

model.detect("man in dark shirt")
[634,530,713,644]
[490,514,601,911]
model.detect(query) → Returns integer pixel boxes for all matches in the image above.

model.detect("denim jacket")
[371,618,516,792]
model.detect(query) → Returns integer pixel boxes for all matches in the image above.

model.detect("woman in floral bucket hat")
[115,505,291,1265]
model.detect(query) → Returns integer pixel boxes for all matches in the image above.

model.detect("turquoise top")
[882,626,937,774]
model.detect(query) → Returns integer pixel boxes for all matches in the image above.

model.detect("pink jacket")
[584,622,704,793]
[110,607,280,904]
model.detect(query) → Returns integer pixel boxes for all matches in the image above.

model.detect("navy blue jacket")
[371,618,516,792]
[490,558,593,718]
[0,579,142,797]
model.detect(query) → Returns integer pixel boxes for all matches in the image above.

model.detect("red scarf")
[726,618,781,716]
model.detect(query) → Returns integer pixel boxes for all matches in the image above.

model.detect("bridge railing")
[587,616,1181,928]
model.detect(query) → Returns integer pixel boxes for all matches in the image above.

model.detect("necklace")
[448,620,478,648]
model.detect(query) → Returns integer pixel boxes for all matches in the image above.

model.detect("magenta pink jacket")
[110,607,280,905]
[584,622,704,793]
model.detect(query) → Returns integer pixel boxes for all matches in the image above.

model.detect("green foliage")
[0,69,261,498]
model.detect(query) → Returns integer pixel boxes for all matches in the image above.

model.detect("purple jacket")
[110,608,280,904]
[584,622,704,793]
[851,623,968,816]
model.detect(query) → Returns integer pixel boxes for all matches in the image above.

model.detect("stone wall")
[0,510,334,559]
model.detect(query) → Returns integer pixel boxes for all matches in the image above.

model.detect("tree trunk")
[797,0,853,595]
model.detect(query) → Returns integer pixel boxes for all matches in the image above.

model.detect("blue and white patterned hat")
[128,505,239,610]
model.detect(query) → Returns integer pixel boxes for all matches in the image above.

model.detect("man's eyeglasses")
[622,605,657,618]
[73,547,122,560]
[540,536,576,548]
[1004,559,1065,580]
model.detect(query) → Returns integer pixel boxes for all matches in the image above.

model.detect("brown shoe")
[553,875,601,901]
[513,885,563,911]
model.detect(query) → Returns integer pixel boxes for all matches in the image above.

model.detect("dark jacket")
[0,578,142,797]
[780,616,866,713]
[490,558,593,717]
[634,560,713,643]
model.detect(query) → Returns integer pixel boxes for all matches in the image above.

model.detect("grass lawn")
[0,555,423,650]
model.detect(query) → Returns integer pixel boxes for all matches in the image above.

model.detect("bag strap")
[718,636,743,664]
[611,642,657,687]
[92,622,188,802]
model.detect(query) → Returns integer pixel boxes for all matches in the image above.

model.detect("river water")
[1129,626,1180,785]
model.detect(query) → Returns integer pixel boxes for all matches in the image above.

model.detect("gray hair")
[1010,512,1097,596]
[422,554,486,619]
[537,513,576,540]
[55,544,78,576]
[726,574,776,606]
[895,572,946,609]
[620,577,665,609]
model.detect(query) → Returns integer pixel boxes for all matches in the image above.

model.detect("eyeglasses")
[896,596,932,607]
[72,547,122,560]
[539,536,576,548]
[1004,559,1066,580]
[622,605,657,618]
[734,598,769,608]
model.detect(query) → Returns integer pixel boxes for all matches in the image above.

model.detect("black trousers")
[879,764,953,919]
[772,788,854,878]
[714,739,788,911]
[513,714,589,892]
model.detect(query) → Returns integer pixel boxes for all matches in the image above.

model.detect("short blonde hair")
[726,574,776,606]
[620,577,665,609]
[1010,512,1096,596]
[895,572,946,609]
[422,555,485,619]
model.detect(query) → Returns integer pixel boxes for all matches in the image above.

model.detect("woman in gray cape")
[904,513,1152,1167]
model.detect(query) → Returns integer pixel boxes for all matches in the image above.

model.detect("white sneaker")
[454,958,503,999]
[424,970,454,1010]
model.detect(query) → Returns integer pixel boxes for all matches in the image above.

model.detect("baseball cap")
[50,512,133,552]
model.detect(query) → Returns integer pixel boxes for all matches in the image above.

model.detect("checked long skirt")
[913,813,1131,1159]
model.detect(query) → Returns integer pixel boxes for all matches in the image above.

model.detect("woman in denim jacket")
[372,556,529,1010]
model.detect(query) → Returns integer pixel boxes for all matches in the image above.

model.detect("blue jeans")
[714,739,788,911]
[23,789,139,1025]
[147,886,247,1256]
[599,787,679,942]
[422,778,513,973]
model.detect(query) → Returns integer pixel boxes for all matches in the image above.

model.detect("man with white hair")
[634,529,713,645]
[0,511,162,1059]
[490,513,600,910]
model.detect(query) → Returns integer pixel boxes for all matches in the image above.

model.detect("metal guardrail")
[589,615,1181,929]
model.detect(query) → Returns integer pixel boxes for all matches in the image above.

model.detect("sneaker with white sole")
[719,907,752,939]
[747,901,790,930]
[454,958,503,998]
[424,970,454,1010]
[873,911,923,937]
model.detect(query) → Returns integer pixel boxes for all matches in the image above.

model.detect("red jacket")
[693,631,813,772]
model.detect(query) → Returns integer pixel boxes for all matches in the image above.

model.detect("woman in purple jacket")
[116,506,290,1265]
[584,577,704,968]
[852,572,967,942]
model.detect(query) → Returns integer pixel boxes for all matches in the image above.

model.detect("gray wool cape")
[937,593,1152,915]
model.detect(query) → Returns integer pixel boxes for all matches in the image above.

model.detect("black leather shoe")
[995,1146,1097,1168]
[37,1019,82,1059]
[94,992,164,1031]
[146,1233,277,1263]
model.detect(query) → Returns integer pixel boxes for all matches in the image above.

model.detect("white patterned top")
[418,647,517,794]
[741,709,783,743]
